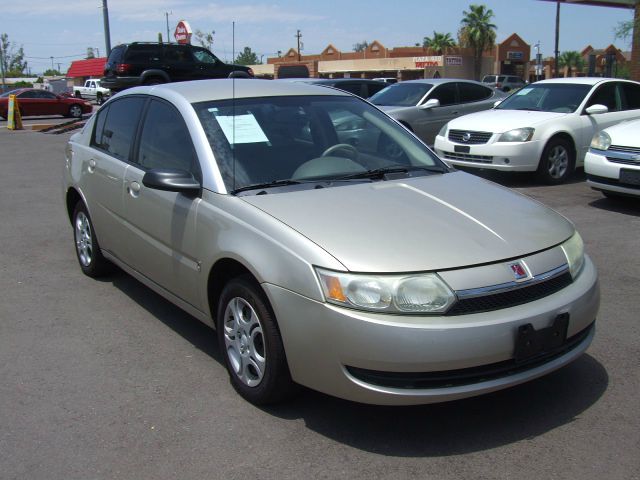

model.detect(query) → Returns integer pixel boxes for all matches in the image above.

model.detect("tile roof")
[67,57,107,78]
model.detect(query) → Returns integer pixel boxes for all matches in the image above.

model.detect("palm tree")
[423,31,456,55]
[459,4,497,80]
[558,51,585,77]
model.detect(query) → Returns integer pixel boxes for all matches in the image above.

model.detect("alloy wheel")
[75,211,93,267]
[223,297,266,387]
[547,145,569,179]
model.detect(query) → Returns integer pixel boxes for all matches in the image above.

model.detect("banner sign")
[445,56,463,66]
[413,56,443,68]
[7,94,23,130]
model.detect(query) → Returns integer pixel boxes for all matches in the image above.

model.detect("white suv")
[434,78,640,184]
[482,75,527,92]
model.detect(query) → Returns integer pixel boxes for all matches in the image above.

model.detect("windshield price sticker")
[213,112,269,145]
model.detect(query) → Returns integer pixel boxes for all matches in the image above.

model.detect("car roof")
[395,79,486,86]
[117,78,351,104]
[533,77,621,86]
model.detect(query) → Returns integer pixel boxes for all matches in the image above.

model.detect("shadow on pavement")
[106,268,608,457]
[265,354,607,456]
[456,167,587,188]
[589,196,640,217]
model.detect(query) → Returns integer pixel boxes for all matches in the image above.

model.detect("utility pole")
[57,63,61,72]
[165,11,172,43]
[295,29,302,61]
[0,41,6,92]
[554,0,560,78]
[102,0,112,56]
[50,56,54,70]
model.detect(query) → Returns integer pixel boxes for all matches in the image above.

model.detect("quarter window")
[136,100,199,176]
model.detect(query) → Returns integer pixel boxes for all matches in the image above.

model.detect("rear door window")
[458,83,493,102]
[125,45,162,64]
[621,82,640,110]
[92,97,146,161]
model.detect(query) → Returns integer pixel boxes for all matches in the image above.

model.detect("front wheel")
[537,138,575,184]
[72,202,112,277]
[69,104,83,118]
[217,276,297,405]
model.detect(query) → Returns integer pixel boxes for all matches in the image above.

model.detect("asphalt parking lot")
[0,126,638,480]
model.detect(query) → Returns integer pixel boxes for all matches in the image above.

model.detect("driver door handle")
[127,181,141,197]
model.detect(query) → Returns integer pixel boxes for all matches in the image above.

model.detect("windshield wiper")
[231,179,305,194]
[335,165,447,181]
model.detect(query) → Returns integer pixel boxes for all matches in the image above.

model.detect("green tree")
[423,31,456,54]
[1,33,28,77]
[614,16,639,44]
[42,68,62,76]
[458,4,496,80]
[195,29,215,50]
[558,51,585,77]
[353,41,369,52]
[235,46,261,65]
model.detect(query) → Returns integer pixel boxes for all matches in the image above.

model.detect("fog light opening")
[503,158,510,164]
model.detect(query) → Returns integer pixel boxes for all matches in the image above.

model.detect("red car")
[0,88,93,119]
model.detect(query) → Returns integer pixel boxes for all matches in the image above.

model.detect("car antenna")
[232,20,236,193]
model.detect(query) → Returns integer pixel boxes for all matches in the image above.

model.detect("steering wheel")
[321,143,358,161]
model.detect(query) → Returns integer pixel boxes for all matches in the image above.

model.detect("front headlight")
[561,231,585,279]
[497,127,534,142]
[315,268,456,314]
[590,131,611,151]
[438,123,448,138]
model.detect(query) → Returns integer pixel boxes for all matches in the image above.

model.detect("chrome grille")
[443,152,493,164]
[606,157,640,165]
[609,145,640,155]
[448,129,493,144]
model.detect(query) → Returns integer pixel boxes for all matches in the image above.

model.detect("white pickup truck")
[74,79,110,105]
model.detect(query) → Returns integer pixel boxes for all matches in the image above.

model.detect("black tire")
[217,275,297,405]
[72,202,112,278]
[74,91,82,98]
[537,137,575,184]
[96,93,104,105]
[69,104,83,118]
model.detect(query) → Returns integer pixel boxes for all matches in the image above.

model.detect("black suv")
[101,43,253,92]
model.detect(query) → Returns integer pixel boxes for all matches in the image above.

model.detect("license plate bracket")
[620,168,640,186]
[454,145,470,153]
[514,313,569,362]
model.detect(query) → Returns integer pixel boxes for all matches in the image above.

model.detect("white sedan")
[585,119,640,198]
[434,78,640,183]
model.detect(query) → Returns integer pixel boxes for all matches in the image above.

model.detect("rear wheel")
[217,275,297,405]
[537,138,575,184]
[96,93,104,105]
[74,91,82,98]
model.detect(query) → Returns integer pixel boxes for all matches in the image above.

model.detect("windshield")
[0,89,22,98]
[369,83,433,107]
[496,83,592,113]
[193,95,446,193]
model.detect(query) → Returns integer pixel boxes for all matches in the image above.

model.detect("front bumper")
[585,149,640,197]
[264,256,599,405]
[434,134,543,172]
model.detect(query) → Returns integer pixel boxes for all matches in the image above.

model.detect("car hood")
[448,109,567,133]
[241,171,573,272]
[604,118,640,144]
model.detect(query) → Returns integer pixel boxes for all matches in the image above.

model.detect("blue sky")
[2,0,635,74]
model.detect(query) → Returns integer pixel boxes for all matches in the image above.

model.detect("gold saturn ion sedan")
[63,79,599,406]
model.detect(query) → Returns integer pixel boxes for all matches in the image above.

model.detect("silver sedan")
[369,79,507,145]
[63,79,599,406]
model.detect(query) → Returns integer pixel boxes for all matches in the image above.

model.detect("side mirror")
[142,169,201,194]
[419,98,440,110]
[585,104,609,115]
